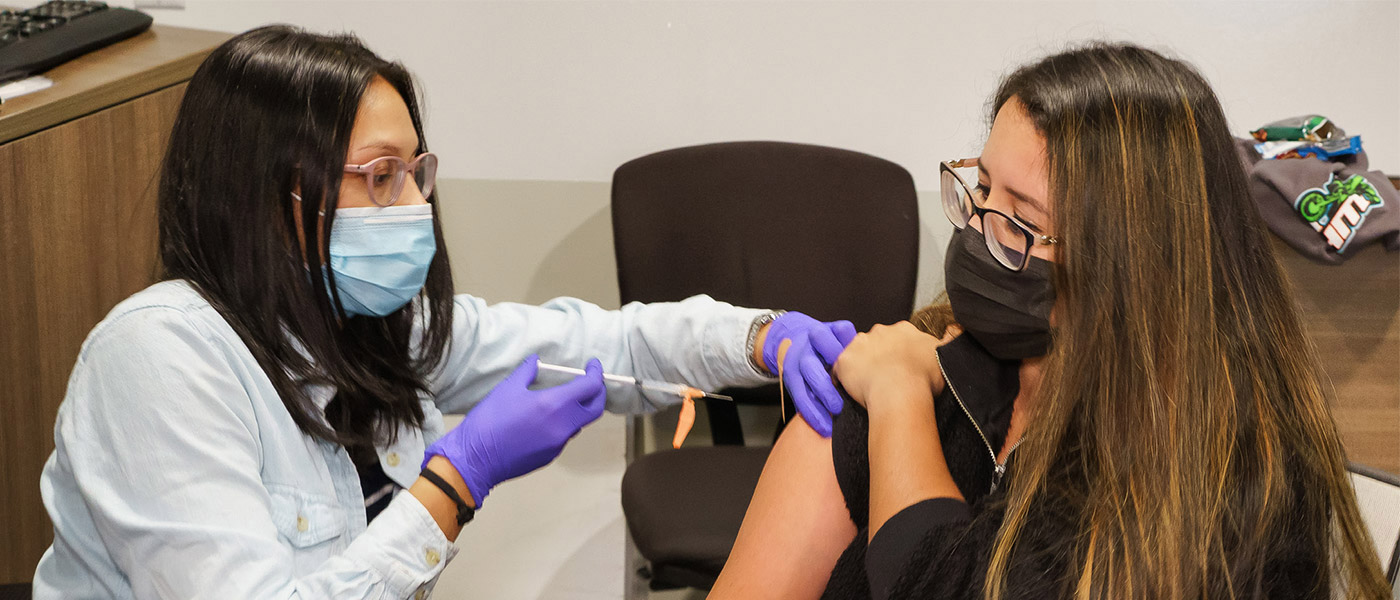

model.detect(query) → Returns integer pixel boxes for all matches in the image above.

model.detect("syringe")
[535,361,734,402]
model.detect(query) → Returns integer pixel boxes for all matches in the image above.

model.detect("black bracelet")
[420,467,475,527]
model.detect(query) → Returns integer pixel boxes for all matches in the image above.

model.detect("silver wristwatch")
[745,310,786,376]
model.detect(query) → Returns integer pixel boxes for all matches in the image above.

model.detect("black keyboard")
[0,1,152,83]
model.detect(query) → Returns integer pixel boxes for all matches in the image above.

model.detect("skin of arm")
[833,322,963,541]
[864,376,961,540]
[710,418,858,599]
[409,457,477,541]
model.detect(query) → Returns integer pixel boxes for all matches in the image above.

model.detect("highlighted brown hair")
[920,43,1388,599]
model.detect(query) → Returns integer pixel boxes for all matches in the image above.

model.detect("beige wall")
[435,179,620,308]
[142,0,1400,320]
[435,178,950,311]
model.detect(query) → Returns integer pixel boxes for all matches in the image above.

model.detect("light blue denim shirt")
[33,280,773,599]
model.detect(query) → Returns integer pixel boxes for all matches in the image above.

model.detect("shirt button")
[296,516,308,532]
[386,452,401,467]
[425,548,441,566]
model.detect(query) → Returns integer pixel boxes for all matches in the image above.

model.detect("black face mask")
[943,226,1055,359]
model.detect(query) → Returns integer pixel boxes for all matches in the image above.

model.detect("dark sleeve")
[863,498,1007,600]
[830,394,1070,600]
[871,491,1076,600]
[866,498,972,599]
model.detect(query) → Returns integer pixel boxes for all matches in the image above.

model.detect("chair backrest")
[1349,463,1400,589]
[611,141,919,330]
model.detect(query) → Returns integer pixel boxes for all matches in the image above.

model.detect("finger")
[580,387,608,425]
[575,359,608,421]
[807,324,847,367]
[830,320,858,347]
[780,336,805,382]
[564,390,608,433]
[785,355,831,437]
[792,381,833,438]
[552,357,607,398]
[832,334,864,378]
[509,354,541,387]
[800,354,844,416]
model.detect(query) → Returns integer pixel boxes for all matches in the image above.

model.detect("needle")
[535,361,735,402]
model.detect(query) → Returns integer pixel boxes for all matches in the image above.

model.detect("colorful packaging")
[1250,114,1340,142]
[1255,136,1364,161]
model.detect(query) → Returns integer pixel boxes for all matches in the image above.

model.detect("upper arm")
[711,419,858,600]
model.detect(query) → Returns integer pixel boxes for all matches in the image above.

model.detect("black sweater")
[820,335,1327,600]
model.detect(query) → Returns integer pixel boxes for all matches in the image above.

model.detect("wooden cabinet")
[1276,238,1400,473]
[0,25,228,585]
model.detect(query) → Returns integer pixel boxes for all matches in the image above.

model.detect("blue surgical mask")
[327,204,437,317]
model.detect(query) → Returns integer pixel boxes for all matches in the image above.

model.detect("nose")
[398,176,429,206]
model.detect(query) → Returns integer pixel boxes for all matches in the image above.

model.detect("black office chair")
[1348,463,1400,593]
[612,141,919,591]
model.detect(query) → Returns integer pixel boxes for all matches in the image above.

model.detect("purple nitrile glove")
[761,312,858,438]
[424,355,606,507]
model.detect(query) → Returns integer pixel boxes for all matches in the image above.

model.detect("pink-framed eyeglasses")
[344,152,438,207]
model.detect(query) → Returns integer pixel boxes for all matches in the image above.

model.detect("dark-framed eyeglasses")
[940,157,1057,272]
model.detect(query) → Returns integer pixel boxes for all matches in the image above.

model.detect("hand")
[424,355,607,507]
[760,312,858,437]
[833,322,955,410]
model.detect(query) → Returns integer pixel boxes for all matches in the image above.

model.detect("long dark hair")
[158,26,455,450]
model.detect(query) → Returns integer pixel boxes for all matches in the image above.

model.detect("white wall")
[147,1,1400,183]
[131,2,1400,597]
[143,0,1400,307]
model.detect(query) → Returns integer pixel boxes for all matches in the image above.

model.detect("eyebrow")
[351,140,413,159]
[978,163,1050,215]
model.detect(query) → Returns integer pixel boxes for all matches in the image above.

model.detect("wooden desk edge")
[0,25,230,145]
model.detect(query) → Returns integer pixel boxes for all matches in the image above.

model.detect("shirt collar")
[936,333,1022,426]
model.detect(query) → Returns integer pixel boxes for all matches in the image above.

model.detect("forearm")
[433,295,773,416]
[866,379,962,541]
[408,456,477,541]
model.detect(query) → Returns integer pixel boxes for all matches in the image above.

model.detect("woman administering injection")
[31,26,852,599]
